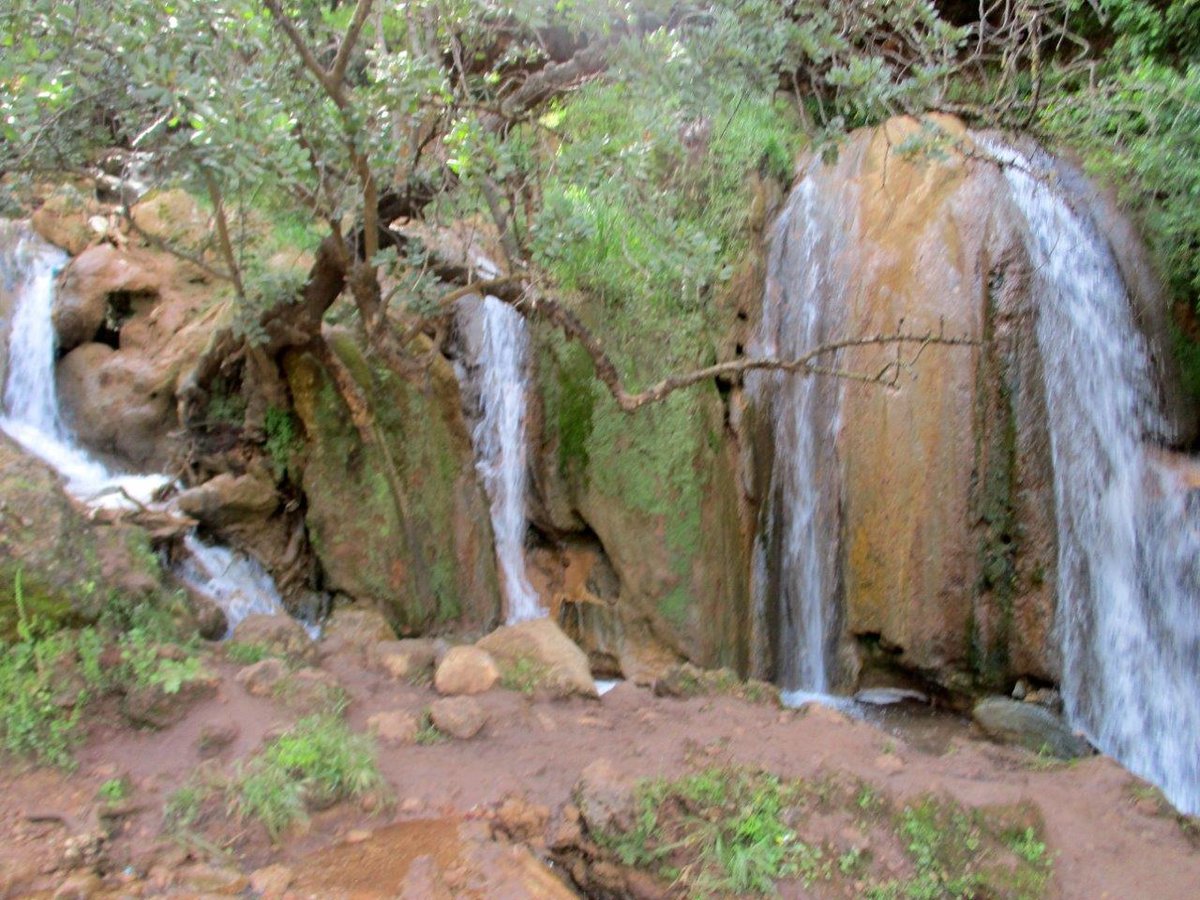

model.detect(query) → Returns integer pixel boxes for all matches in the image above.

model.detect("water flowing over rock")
[0,221,292,635]
[751,116,1199,813]
[989,139,1200,814]
[455,294,543,623]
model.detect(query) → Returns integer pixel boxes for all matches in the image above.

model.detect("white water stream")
[749,169,853,701]
[989,143,1200,815]
[458,294,543,624]
[0,221,290,635]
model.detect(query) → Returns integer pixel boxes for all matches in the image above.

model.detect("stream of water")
[989,142,1200,815]
[0,221,290,634]
[748,167,854,701]
[458,294,543,624]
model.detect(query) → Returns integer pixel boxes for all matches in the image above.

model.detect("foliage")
[414,709,447,745]
[1038,1,1200,308]
[263,405,300,477]
[598,767,819,895]
[228,714,384,838]
[0,577,204,767]
[498,656,546,695]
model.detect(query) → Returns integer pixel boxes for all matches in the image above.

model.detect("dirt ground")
[1,635,1197,899]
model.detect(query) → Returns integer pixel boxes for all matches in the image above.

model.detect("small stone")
[230,614,317,664]
[367,710,420,746]
[400,797,425,814]
[434,646,499,696]
[429,696,487,739]
[345,828,372,844]
[494,795,550,842]
[248,863,294,900]
[197,722,239,758]
[235,657,288,696]
[372,638,443,678]
[277,667,344,713]
[176,863,248,895]
[874,754,905,775]
[52,870,102,900]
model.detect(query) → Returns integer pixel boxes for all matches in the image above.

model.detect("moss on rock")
[285,331,499,634]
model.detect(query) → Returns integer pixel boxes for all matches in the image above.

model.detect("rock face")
[745,116,1193,691]
[52,244,229,469]
[476,618,598,698]
[972,696,1093,759]
[285,329,500,634]
[0,435,169,637]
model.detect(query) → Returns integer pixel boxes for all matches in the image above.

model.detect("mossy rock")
[0,435,169,638]
[284,331,500,634]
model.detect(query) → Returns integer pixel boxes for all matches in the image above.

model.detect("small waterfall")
[0,221,289,634]
[458,294,542,624]
[749,171,854,700]
[990,143,1200,815]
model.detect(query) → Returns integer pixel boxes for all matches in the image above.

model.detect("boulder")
[429,696,487,739]
[129,189,211,252]
[176,471,278,527]
[0,435,169,638]
[434,646,500,695]
[284,330,500,634]
[248,864,294,900]
[371,638,445,679]
[321,606,396,653]
[574,759,634,834]
[121,670,219,729]
[53,244,163,351]
[235,657,289,696]
[972,696,1093,759]
[477,618,598,698]
[229,613,317,664]
[367,710,421,745]
[277,666,344,713]
[31,185,104,255]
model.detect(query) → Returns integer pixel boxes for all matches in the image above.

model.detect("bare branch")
[330,0,374,89]
[262,0,339,103]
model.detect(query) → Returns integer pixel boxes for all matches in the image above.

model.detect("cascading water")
[0,221,290,634]
[458,294,542,624]
[989,142,1200,815]
[749,169,854,702]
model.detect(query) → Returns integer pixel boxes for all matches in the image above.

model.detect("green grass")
[499,656,547,695]
[228,715,384,839]
[591,767,1053,899]
[414,709,447,745]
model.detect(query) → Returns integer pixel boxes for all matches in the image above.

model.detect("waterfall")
[749,170,854,700]
[989,143,1200,815]
[0,221,290,634]
[458,294,542,624]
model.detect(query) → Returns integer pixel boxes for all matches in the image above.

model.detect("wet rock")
[972,696,1093,759]
[235,657,289,697]
[575,758,634,833]
[248,863,294,900]
[429,696,487,739]
[477,618,598,698]
[285,334,500,634]
[367,710,421,746]
[230,613,317,665]
[175,471,278,528]
[434,646,500,696]
[372,638,445,679]
[493,794,550,844]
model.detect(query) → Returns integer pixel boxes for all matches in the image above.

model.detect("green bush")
[228,714,384,838]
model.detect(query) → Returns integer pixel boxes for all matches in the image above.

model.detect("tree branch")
[330,0,374,89]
